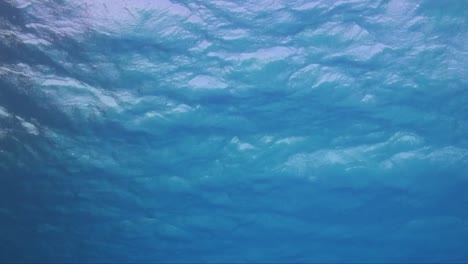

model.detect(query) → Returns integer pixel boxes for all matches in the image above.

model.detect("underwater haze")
[1,0,468,262]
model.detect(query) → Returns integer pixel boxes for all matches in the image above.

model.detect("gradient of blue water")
[1,0,468,262]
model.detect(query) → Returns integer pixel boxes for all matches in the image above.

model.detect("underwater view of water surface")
[1,0,468,262]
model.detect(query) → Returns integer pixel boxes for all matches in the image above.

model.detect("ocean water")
[1,0,468,262]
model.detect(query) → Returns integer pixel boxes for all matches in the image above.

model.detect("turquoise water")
[1,0,468,262]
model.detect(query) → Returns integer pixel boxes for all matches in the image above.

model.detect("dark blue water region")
[1,0,468,262]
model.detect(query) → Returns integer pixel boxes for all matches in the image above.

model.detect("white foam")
[231,137,255,150]
[360,94,375,103]
[188,75,227,90]
[41,76,120,110]
[16,117,39,135]
[344,43,388,61]
[261,135,274,144]
[275,137,305,145]
[0,107,10,118]
[169,104,193,114]
[239,46,296,63]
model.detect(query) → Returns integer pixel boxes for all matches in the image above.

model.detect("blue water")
[1,0,468,262]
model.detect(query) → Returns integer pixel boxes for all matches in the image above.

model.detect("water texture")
[1,0,468,262]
